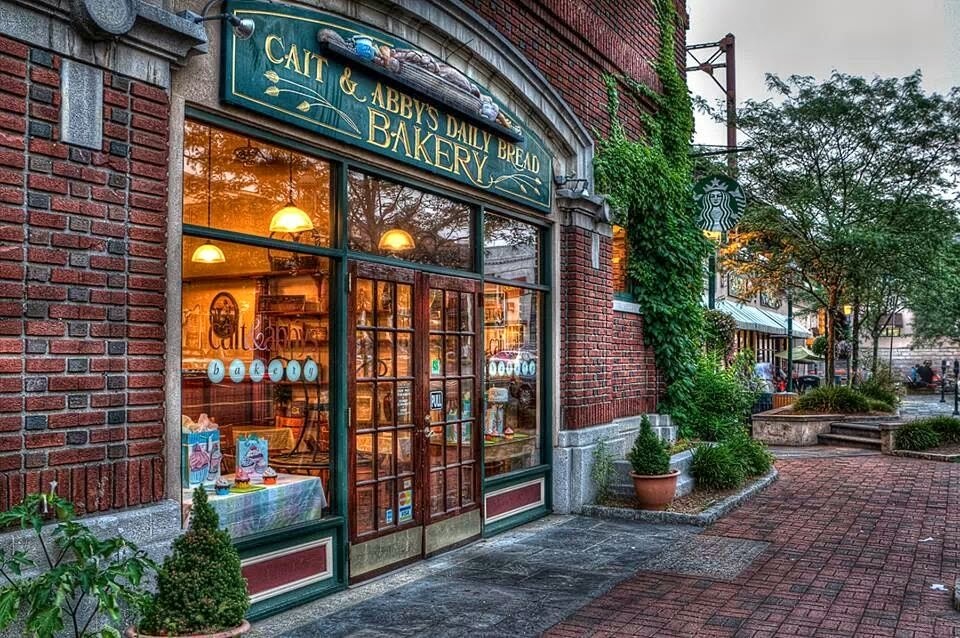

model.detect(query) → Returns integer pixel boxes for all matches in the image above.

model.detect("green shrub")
[857,368,900,408]
[865,398,895,413]
[726,429,774,476]
[668,437,700,455]
[591,438,615,504]
[794,386,870,414]
[895,421,941,451]
[628,416,671,476]
[691,443,746,490]
[139,486,249,635]
[703,309,736,358]
[916,416,960,444]
[680,353,758,440]
[0,493,156,638]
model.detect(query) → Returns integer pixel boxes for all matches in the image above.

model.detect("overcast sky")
[687,0,960,146]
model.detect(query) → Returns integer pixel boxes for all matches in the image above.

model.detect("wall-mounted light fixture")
[179,0,255,40]
[553,173,589,197]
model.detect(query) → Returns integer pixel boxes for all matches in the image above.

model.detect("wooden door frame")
[347,262,419,545]
[419,271,482,528]
[347,263,482,549]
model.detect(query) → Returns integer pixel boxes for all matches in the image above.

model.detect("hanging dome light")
[378,228,416,252]
[269,153,314,235]
[191,241,226,264]
[193,127,226,264]
[269,203,314,234]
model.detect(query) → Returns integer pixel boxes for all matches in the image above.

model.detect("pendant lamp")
[377,228,416,252]
[269,155,313,234]
[191,128,225,264]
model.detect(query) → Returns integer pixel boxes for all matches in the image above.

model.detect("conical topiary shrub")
[627,416,678,510]
[138,486,249,636]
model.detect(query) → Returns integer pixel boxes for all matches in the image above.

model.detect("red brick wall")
[611,311,660,417]
[560,225,615,428]
[560,224,662,429]
[0,36,168,514]
[460,0,687,139]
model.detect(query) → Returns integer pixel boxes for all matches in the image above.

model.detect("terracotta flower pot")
[125,620,251,638]
[629,469,680,510]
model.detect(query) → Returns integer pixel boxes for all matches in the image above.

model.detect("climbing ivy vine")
[594,0,709,429]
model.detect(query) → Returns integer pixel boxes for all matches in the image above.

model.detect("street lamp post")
[941,359,947,403]
[953,360,959,417]
[786,291,794,392]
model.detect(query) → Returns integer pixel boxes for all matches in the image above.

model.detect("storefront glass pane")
[483,213,539,284]
[183,120,332,247]
[612,225,628,294]
[347,171,473,270]
[483,284,540,477]
[181,238,332,539]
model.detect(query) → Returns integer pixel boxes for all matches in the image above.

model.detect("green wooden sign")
[221,0,553,213]
[693,174,746,232]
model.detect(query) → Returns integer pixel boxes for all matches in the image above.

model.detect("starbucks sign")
[693,175,746,232]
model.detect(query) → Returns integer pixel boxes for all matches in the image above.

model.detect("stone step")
[829,422,881,439]
[817,433,882,449]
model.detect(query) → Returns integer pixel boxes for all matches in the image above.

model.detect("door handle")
[422,415,432,437]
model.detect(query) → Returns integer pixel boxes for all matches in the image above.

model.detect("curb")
[891,450,960,463]
[580,467,779,527]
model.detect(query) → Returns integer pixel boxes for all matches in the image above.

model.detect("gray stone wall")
[552,414,674,514]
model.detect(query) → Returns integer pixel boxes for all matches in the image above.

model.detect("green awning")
[711,299,811,338]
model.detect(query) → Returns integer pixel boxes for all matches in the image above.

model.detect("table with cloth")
[182,473,327,539]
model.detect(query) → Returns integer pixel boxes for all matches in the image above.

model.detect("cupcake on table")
[234,466,251,488]
[263,466,278,486]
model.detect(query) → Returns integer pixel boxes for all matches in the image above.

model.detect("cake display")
[214,477,230,496]
[262,466,278,486]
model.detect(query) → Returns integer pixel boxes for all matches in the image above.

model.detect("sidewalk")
[250,516,699,637]
[548,451,960,637]
[253,449,960,637]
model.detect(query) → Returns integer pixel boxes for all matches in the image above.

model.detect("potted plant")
[129,486,250,638]
[628,416,679,510]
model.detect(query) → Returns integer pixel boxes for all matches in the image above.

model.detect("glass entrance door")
[348,264,480,578]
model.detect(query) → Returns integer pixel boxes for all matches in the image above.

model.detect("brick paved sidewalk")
[547,455,960,637]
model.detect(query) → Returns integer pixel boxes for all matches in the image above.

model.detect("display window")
[181,238,333,539]
[482,283,541,476]
[183,121,332,247]
[348,171,473,270]
[180,119,334,540]
[612,225,629,294]
[483,213,539,284]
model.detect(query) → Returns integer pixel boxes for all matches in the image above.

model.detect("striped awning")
[709,299,811,338]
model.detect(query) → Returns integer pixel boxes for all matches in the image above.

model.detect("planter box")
[751,407,844,446]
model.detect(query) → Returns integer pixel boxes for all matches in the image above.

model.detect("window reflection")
[483,284,539,476]
[183,121,332,247]
[483,214,539,284]
[347,172,473,269]
[612,225,628,294]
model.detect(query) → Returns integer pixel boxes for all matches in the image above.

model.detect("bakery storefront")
[174,0,554,617]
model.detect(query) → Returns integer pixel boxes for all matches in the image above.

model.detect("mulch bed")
[601,476,767,515]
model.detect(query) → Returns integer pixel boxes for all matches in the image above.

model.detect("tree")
[719,72,960,383]
[910,240,960,345]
